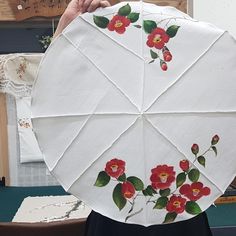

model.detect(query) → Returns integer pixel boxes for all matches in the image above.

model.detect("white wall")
[192,0,236,38]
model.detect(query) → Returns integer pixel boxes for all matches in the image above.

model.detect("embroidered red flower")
[122,181,135,199]
[146,27,170,49]
[179,182,211,201]
[150,165,176,190]
[166,195,187,214]
[105,158,125,178]
[107,15,131,34]
[179,160,190,172]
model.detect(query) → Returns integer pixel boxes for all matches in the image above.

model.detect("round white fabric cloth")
[31,1,236,226]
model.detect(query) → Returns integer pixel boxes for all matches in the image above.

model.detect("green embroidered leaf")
[153,197,168,209]
[94,171,110,187]
[197,156,206,167]
[142,189,149,196]
[118,3,131,16]
[127,176,144,191]
[148,59,155,64]
[133,24,142,29]
[143,20,157,34]
[127,12,140,23]
[150,49,158,59]
[163,212,177,223]
[118,173,126,182]
[93,15,109,28]
[176,172,186,188]
[185,201,202,215]
[142,185,157,196]
[159,188,171,197]
[188,169,200,182]
[212,146,218,156]
[113,183,127,210]
[166,25,180,38]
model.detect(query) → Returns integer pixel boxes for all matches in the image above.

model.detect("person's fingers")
[100,0,111,8]
[82,0,94,12]
[69,0,110,14]
[66,0,79,10]
[87,0,102,12]
[63,0,81,20]
[78,0,84,11]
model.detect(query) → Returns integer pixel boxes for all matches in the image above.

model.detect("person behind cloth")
[53,1,213,235]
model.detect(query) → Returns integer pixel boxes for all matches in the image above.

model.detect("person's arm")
[53,0,111,39]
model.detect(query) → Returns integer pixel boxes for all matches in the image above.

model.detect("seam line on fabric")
[31,113,140,119]
[145,111,236,115]
[140,0,148,226]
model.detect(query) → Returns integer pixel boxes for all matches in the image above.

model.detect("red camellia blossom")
[166,195,187,214]
[146,27,170,49]
[179,182,211,201]
[150,165,176,190]
[191,144,199,155]
[105,158,125,178]
[121,181,135,199]
[179,160,190,172]
[107,15,131,34]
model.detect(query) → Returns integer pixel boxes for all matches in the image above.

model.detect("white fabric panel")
[0,54,42,98]
[16,97,43,163]
[0,54,45,163]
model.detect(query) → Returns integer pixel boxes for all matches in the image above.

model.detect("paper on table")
[13,195,91,223]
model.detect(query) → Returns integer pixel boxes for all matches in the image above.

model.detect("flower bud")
[163,48,172,62]
[160,60,168,71]
[179,160,190,172]
[191,144,199,155]
[211,135,219,145]
[163,51,172,62]
[121,181,135,199]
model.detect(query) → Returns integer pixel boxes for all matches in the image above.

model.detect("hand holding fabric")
[54,0,111,38]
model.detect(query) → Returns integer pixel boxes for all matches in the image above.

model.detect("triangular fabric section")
[32,115,90,170]
[145,113,236,192]
[51,115,138,190]
[146,32,236,113]
[32,35,139,117]
[81,2,142,56]
[64,11,143,110]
